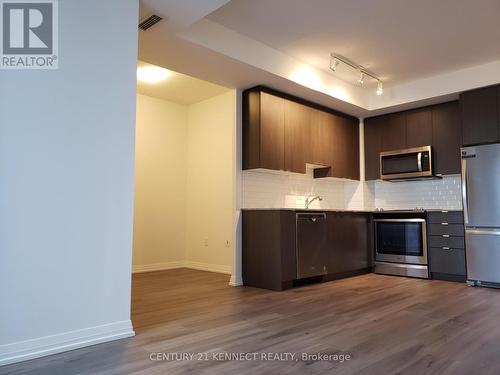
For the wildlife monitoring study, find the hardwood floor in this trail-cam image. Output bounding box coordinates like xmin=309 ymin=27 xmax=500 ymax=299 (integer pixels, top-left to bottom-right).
xmin=3 ymin=269 xmax=500 ymax=374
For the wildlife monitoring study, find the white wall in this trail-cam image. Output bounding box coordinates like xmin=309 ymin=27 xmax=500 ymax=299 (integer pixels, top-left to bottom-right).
xmin=132 ymin=92 xmax=236 ymax=275
xmin=0 ymin=0 xmax=138 ymax=365
xmin=185 ymin=91 xmax=236 ymax=274
xmin=133 ymin=94 xmax=188 ymax=272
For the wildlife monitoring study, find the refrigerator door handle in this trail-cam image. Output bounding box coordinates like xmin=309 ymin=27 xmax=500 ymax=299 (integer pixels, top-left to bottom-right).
xmin=461 ymin=158 xmax=469 ymax=224
xmin=466 ymin=229 xmax=500 ymax=236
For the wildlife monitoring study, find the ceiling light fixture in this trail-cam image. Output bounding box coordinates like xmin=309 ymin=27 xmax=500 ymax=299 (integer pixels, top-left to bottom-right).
xmin=358 ymin=72 xmax=365 ymax=86
xmin=330 ymin=53 xmax=383 ymax=95
xmin=376 ymin=81 xmax=383 ymax=95
xmin=329 ymin=57 xmax=339 ymax=72
xmin=137 ymin=65 xmax=171 ymax=84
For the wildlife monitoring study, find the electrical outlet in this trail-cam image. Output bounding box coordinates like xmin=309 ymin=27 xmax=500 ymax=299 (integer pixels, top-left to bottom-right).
xmin=225 ymin=239 xmax=230 ymax=248
xmin=203 ymin=237 xmax=208 ymax=247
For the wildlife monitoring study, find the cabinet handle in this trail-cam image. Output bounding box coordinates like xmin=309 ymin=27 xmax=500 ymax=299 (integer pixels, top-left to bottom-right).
xmin=442 ymin=247 xmax=451 ymax=250
xmin=441 ymin=222 xmax=449 ymax=225
xmin=442 ymin=234 xmax=450 ymax=238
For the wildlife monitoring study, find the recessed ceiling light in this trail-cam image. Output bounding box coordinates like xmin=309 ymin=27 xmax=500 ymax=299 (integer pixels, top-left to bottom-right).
xmin=137 ymin=65 xmax=171 ymax=84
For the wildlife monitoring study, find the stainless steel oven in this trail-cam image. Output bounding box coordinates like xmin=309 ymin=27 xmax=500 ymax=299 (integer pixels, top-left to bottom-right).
xmin=374 ymin=216 xmax=429 ymax=278
xmin=380 ymin=145 xmax=439 ymax=181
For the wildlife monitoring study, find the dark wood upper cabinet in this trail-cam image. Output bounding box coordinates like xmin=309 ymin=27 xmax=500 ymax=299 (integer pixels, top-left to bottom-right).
xmin=364 ymin=116 xmax=382 ymax=181
xmin=379 ymin=113 xmax=406 ymax=151
xmin=460 ymin=86 xmax=499 ymax=146
xmin=243 ymin=87 xmax=360 ymax=180
xmin=332 ymin=116 xmax=359 ymax=180
xmin=309 ymin=109 xmax=335 ymax=168
xmin=284 ymin=100 xmax=311 ymax=174
xmin=406 ymin=108 xmax=433 ymax=148
xmin=243 ymin=90 xmax=285 ymax=171
xmin=364 ymin=102 xmax=462 ymax=180
xmin=432 ymin=102 xmax=461 ymax=175
xmin=260 ymin=92 xmax=285 ymax=170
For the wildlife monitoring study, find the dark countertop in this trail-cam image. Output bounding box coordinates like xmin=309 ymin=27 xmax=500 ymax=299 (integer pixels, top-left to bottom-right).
xmin=241 ymin=208 xmax=462 ymax=213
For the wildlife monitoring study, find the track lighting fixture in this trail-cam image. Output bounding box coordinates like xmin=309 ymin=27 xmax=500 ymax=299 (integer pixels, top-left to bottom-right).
xmin=330 ymin=53 xmax=383 ymax=95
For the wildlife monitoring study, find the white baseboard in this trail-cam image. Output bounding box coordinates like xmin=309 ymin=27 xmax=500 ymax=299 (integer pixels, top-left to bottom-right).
xmin=132 ymin=261 xmax=184 ymax=273
xmin=0 ymin=320 xmax=134 ymax=366
xmin=133 ymin=260 xmax=232 ymax=276
xmin=184 ymin=261 xmax=232 ymax=275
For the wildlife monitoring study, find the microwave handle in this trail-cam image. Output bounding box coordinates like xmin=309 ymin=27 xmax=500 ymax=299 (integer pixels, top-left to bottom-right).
xmin=417 ymin=152 xmax=423 ymax=172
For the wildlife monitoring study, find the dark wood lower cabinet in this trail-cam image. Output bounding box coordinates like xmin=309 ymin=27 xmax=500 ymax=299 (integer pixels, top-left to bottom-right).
xmin=242 ymin=210 xmax=296 ymax=291
xmin=427 ymin=211 xmax=466 ymax=283
xmin=242 ymin=209 xmax=371 ymax=291
xmin=327 ymin=212 xmax=372 ymax=274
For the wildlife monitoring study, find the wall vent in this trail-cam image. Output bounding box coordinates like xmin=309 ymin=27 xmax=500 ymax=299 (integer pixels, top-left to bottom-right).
xmin=138 ymin=15 xmax=163 ymax=31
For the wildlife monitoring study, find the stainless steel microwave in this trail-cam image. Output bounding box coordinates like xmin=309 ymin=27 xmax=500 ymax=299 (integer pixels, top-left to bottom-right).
xmin=380 ymin=145 xmax=440 ymax=181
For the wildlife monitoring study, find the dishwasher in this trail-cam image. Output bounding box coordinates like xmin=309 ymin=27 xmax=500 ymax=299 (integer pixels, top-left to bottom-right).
xmin=296 ymin=212 xmax=329 ymax=278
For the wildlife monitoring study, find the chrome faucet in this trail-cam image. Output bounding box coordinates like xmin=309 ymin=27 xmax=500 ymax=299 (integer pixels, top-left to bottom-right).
xmin=305 ymin=195 xmax=323 ymax=209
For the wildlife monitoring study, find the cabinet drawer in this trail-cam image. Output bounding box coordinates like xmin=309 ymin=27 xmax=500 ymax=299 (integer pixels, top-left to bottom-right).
xmin=428 ymin=235 xmax=465 ymax=249
xmin=428 ymin=223 xmax=464 ymax=236
xmin=427 ymin=211 xmax=463 ymax=224
xmin=429 ymin=247 xmax=466 ymax=276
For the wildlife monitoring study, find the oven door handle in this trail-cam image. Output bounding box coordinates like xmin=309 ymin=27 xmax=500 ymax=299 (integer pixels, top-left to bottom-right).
xmin=417 ymin=152 xmax=423 ymax=172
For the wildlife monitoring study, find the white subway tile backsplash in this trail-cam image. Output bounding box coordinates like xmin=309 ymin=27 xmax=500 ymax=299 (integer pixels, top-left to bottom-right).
xmin=242 ymin=170 xmax=462 ymax=211
xmin=372 ymin=175 xmax=462 ymax=210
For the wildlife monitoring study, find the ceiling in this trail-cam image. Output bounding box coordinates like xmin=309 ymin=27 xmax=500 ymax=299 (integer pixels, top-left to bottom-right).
xmin=139 ymin=0 xmax=500 ymax=116
xmin=136 ymin=61 xmax=230 ymax=105
xmin=207 ymin=0 xmax=500 ymax=85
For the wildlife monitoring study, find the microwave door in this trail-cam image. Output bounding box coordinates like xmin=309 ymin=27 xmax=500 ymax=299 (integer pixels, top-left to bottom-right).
xmin=380 ymin=146 xmax=432 ymax=180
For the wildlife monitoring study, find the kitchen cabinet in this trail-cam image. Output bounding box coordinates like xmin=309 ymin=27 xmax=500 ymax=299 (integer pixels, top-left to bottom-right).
xmin=284 ymin=100 xmax=311 ymax=174
xmin=364 ymin=102 xmax=461 ymax=180
xmin=432 ymin=102 xmax=461 ymax=175
xmin=243 ymin=90 xmax=285 ymax=171
xmin=242 ymin=209 xmax=371 ymax=291
xmin=242 ymin=210 xmax=297 ymax=291
xmin=406 ymin=108 xmax=432 ymax=148
xmin=243 ymin=87 xmax=359 ymax=180
xmin=326 ymin=212 xmax=371 ymax=274
xmin=364 ymin=116 xmax=382 ymax=181
xmin=380 ymin=113 xmax=406 ymax=151
xmin=309 ymin=110 xmax=335 ymax=169
xmin=332 ymin=116 xmax=360 ymax=180
xmin=460 ymin=86 xmax=499 ymax=146
xmin=427 ymin=211 xmax=466 ymax=282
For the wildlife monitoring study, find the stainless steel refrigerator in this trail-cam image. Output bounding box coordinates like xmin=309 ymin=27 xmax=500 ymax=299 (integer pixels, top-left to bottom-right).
xmin=462 ymin=143 xmax=500 ymax=287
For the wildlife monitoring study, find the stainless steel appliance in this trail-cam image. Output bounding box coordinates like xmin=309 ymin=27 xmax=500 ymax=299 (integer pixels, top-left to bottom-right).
xmin=462 ymin=144 xmax=500 ymax=288
xmin=380 ymin=145 xmax=441 ymax=181
xmin=374 ymin=211 xmax=429 ymax=278
xmin=296 ymin=212 xmax=328 ymax=278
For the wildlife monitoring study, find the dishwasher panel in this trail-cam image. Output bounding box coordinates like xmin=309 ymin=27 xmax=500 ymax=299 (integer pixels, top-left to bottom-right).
xmin=296 ymin=212 xmax=328 ymax=278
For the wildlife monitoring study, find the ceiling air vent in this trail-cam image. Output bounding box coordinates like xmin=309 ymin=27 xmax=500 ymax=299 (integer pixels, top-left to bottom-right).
xmin=138 ymin=15 xmax=163 ymax=31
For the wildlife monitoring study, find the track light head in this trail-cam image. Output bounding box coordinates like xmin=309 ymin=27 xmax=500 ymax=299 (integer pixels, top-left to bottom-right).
xmin=358 ymin=72 xmax=365 ymax=86
xmin=376 ymin=81 xmax=383 ymax=95
xmin=330 ymin=57 xmax=339 ymax=72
